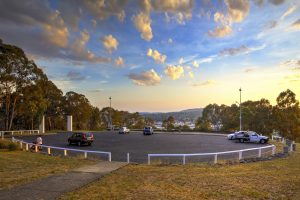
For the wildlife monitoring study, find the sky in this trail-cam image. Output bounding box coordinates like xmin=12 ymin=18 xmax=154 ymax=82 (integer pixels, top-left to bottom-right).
xmin=0 ymin=0 xmax=299 ymax=112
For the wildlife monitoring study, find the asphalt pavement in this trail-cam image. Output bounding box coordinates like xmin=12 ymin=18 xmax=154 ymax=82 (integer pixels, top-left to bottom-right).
xmin=17 ymin=131 xmax=270 ymax=163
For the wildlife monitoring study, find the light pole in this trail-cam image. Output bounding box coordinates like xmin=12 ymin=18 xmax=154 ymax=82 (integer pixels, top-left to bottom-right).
xmin=109 ymin=96 xmax=112 ymax=130
xmin=239 ymin=88 xmax=242 ymax=131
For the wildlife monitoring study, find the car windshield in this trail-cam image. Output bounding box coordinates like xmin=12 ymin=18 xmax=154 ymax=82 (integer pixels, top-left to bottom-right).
xmin=144 ymin=127 xmax=151 ymax=130
xmin=85 ymin=133 xmax=93 ymax=137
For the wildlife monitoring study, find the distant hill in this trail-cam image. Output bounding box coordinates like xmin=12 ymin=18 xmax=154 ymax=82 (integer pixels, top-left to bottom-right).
xmin=140 ymin=108 xmax=203 ymax=122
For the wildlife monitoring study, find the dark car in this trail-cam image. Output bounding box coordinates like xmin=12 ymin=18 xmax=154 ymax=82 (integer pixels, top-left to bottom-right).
xmin=68 ymin=132 xmax=94 ymax=146
xmin=143 ymin=126 xmax=154 ymax=135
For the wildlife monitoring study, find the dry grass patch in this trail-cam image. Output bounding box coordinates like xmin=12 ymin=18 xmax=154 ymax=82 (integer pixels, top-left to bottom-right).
xmin=61 ymin=145 xmax=300 ymax=200
xmin=0 ymin=150 xmax=96 ymax=190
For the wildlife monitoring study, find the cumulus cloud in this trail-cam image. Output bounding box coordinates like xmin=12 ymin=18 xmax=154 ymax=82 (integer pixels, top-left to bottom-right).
xmin=164 ymin=65 xmax=184 ymax=80
xmin=69 ymin=30 xmax=110 ymax=63
xmin=66 ymin=71 xmax=87 ymax=81
xmin=192 ymin=80 xmax=215 ymax=87
xmin=290 ymin=19 xmax=300 ymax=30
xmin=115 ymin=56 xmax=124 ymax=66
xmin=102 ymin=34 xmax=119 ymax=53
xmin=209 ymin=0 xmax=249 ymax=38
xmin=179 ymin=57 xmax=184 ymax=64
xmin=133 ymin=12 xmax=153 ymax=41
xmin=188 ymin=71 xmax=194 ymax=79
xmin=147 ymin=48 xmax=167 ymax=64
xmin=127 ymin=69 xmax=161 ymax=86
xmin=192 ymin=61 xmax=199 ymax=68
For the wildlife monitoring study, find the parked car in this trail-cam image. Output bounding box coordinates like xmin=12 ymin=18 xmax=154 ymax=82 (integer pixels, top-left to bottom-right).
xmin=227 ymin=131 xmax=246 ymax=140
xmin=234 ymin=131 xmax=269 ymax=144
xmin=143 ymin=126 xmax=154 ymax=135
xmin=119 ymin=127 xmax=130 ymax=134
xmin=68 ymin=132 xmax=94 ymax=146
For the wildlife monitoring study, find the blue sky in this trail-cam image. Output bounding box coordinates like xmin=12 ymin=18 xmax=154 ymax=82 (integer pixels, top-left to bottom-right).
xmin=0 ymin=0 xmax=299 ymax=112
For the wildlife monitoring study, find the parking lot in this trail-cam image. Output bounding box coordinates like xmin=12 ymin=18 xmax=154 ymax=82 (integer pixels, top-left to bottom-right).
xmin=17 ymin=131 xmax=270 ymax=163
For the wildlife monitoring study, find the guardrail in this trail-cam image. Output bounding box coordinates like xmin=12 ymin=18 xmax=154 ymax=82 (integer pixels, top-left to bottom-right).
xmin=1 ymin=130 xmax=39 ymax=139
xmin=11 ymin=137 xmax=112 ymax=162
xmin=147 ymin=145 xmax=276 ymax=165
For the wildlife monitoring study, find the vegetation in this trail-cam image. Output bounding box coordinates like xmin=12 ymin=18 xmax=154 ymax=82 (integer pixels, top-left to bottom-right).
xmin=0 ymin=149 xmax=96 ymax=190
xmin=60 ymin=145 xmax=300 ymax=200
xmin=0 ymin=140 xmax=19 ymax=151
xmin=196 ymin=90 xmax=300 ymax=141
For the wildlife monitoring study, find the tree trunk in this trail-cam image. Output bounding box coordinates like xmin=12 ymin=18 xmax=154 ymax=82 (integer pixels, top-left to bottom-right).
xmin=8 ymin=95 xmax=17 ymax=131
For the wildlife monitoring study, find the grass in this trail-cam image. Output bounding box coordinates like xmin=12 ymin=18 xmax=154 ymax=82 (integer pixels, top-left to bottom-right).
xmin=0 ymin=149 xmax=97 ymax=190
xmin=60 ymin=143 xmax=300 ymax=200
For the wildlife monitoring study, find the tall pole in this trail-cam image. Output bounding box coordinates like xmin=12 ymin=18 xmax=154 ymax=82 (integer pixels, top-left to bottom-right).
xmin=109 ymin=97 xmax=112 ymax=130
xmin=239 ymin=88 xmax=242 ymax=131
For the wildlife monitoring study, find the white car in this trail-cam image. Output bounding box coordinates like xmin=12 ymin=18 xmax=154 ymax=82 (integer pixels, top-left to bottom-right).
xmin=227 ymin=131 xmax=246 ymax=140
xmin=119 ymin=127 xmax=130 ymax=134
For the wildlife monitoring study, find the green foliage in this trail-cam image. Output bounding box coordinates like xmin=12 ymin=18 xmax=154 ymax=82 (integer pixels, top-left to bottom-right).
xmin=0 ymin=140 xmax=18 ymax=151
xmin=163 ymin=116 xmax=175 ymax=130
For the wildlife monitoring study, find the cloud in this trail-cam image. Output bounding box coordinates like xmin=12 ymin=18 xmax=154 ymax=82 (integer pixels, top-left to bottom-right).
xmin=253 ymin=0 xmax=264 ymax=6
xmin=283 ymin=74 xmax=300 ymax=82
xmin=208 ymin=24 xmax=232 ymax=37
xmin=280 ymin=5 xmax=297 ymax=20
xmin=179 ymin=57 xmax=184 ymax=64
xmin=280 ymin=59 xmax=300 ymax=70
xmin=88 ymin=89 xmax=103 ymax=93
xmin=192 ymin=61 xmax=199 ymax=68
xmin=164 ymin=65 xmax=184 ymax=80
xmin=127 ymin=69 xmax=161 ymax=86
xmin=243 ymin=67 xmax=257 ymax=73
xmin=168 ymin=38 xmax=173 ymax=43
xmin=115 ymin=56 xmax=124 ymax=66
xmin=133 ymin=12 xmax=153 ymax=41
xmin=265 ymin=20 xmax=278 ymax=29
xmin=209 ymin=0 xmax=249 ymax=38
xmin=147 ymin=48 xmax=167 ymax=64
xmin=219 ymin=44 xmax=266 ymax=56
xmin=225 ymin=0 xmax=249 ymax=23
xmin=192 ymin=80 xmax=215 ymax=87
xmin=69 ymin=30 xmax=110 ymax=63
xmin=188 ymin=71 xmax=194 ymax=79
xmin=66 ymin=71 xmax=87 ymax=81
xmin=102 ymin=34 xmax=119 ymax=53
xmin=290 ymin=19 xmax=300 ymax=30
xmin=268 ymin=0 xmax=285 ymax=5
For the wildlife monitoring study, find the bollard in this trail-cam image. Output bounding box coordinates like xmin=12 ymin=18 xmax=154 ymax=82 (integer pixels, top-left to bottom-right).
xmin=84 ymin=152 xmax=87 ymax=159
xmin=127 ymin=153 xmax=130 ymax=163
xmin=148 ymin=155 xmax=151 ymax=165
xmin=109 ymin=153 xmax=112 ymax=162
xmin=47 ymin=147 xmax=51 ymax=155
xmin=20 ymin=142 xmax=23 ymax=149
xmin=183 ymin=155 xmax=186 ymax=165
xmin=35 ymin=145 xmax=38 ymax=152
xmin=214 ymin=154 xmax=218 ymax=164
xmin=26 ymin=144 xmax=29 ymax=151
xmin=239 ymin=151 xmax=242 ymax=160
xmin=64 ymin=149 xmax=67 ymax=156
xmin=1 ymin=132 xmax=4 ymax=140
xmin=272 ymin=146 xmax=276 ymax=155
xmin=258 ymin=149 xmax=262 ymax=158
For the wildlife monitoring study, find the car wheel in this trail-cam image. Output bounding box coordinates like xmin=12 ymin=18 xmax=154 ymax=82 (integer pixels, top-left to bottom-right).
xmin=88 ymin=142 xmax=91 ymax=146
xmin=77 ymin=141 xmax=81 ymax=146
xmin=231 ymin=136 xmax=234 ymax=140
xmin=68 ymin=140 xmax=72 ymax=145
xmin=260 ymin=139 xmax=265 ymax=144
xmin=240 ymin=138 xmax=244 ymax=143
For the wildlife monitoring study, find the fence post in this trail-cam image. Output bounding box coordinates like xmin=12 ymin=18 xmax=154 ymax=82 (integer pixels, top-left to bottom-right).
xmin=258 ymin=148 xmax=262 ymax=158
xmin=183 ymin=155 xmax=186 ymax=165
xmin=214 ymin=154 xmax=218 ymax=164
xmin=20 ymin=142 xmax=23 ymax=149
xmin=148 ymin=155 xmax=150 ymax=165
xmin=239 ymin=151 xmax=242 ymax=160
xmin=84 ymin=152 xmax=87 ymax=159
xmin=48 ymin=147 xmax=51 ymax=155
xmin=127 ymin=153 xmax=130 ymax=163
xmin=109 ymin=153 xmax=112 ymax=162
xmin=1 ymin=131 xmax=4 ymax=140
xmin=64 ymin=149 xmax=67 ymax=156
xmin=272 ymin=146 xmax=276 ymax=155
xmin=26 ymin=144 xmax=29 ymax=151
xmin=35 ymin=145 xmax=38 ymax=152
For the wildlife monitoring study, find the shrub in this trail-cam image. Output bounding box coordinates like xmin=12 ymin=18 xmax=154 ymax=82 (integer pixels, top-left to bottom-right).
xmin=8 ymin=143 xmax=18 ymax=151
xmin=0 ymin=140 xmax=19 ymax=151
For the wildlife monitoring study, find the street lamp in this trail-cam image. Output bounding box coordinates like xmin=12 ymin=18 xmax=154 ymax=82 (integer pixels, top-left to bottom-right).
xmin=238 ymin=88 xmax=242 ymax=131
xmin=109 ymin=96 xmax=112 ymax=130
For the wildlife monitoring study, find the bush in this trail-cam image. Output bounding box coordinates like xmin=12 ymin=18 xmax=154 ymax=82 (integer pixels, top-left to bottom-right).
xmin=0 ymin=140 xmax=19 ymax=151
